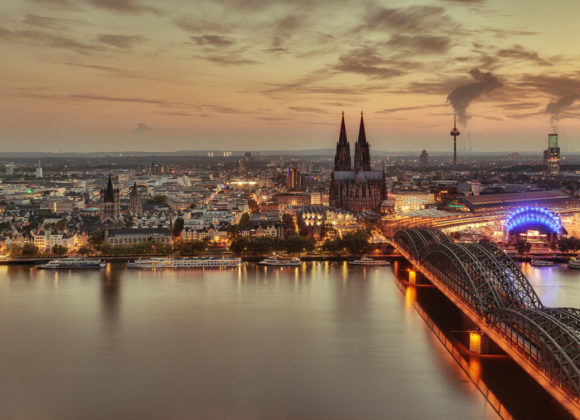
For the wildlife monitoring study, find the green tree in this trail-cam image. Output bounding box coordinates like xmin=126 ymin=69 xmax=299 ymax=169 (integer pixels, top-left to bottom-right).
xmin=226 ymin=224 xmax=241 ymax=239
xmin=51 ymin=245 xmax=68 ymax=256
xmin=172 ymin=217 xmax=185 ymax=238
xmin=148 ymin=194 xmax=167 ymax=204
xmin=248 ymin=199 xmax=260 ymax=213
xmin=89 ymin=230 xmax=104 ymax=245
xmin=239 ymin=212 xmax=251 ymax=230
xmin=282 ymin=213 xmax=296 ymax=238
xmin=515 ymin=240 xmax=532 ymax=258
xmin=6 ymin=243 xmax=22 ymax=256
xmin=22 ymin=243 xmax=39 ymax=256
xmin=125 ymin=215 xmax=134 ymax=228
xmin=78 ymin=245 xmax=93 ymax=257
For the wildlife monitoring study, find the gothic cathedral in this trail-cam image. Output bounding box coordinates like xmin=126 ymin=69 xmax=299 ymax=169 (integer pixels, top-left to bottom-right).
xmin=330 ymin=113 xmax=385 ymax=214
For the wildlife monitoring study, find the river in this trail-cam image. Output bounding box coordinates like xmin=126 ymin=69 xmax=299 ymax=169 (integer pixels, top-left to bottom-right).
xmin=0 ymin=262 xmax=577 ymax=419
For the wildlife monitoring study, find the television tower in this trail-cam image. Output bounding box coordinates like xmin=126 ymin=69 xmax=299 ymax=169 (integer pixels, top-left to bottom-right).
xmin=450 ymin=115 xmax=460 ymax=165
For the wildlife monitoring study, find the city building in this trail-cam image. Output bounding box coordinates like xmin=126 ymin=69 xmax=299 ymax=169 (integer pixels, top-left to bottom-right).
xmin=287 ymin=167 xmax=302 ymax=190
xmin=419 ymin=150 xmax=428 ymax=166
xmin=106 ymin=228 xmax=171 ymax=246
xmin=329 ymin=113 xmax=385 ymax=214
xmin=99 ymin=176 xmax=121 ymax=226
xmin=544 ymin=132 xmax=561 ymax=175
xmin=129 ymin=182 xmax=143 ymax=216
xmin=390 ymin=192 xmax=435 ymax=213
xmin=440 ymin=190 xmax=576 ymax=213
xmin=35 ymin=161 xmax=43 ymax=179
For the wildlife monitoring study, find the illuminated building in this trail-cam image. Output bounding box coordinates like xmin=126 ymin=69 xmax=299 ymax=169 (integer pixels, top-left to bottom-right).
xmin=287 ymin=167 xmax=302 ymax=190
xmin=544 ymin=132 xmax=561 ymax=175
xmin=276 ymin=193 xmax=311 ymax=210
xmin=504 ymin=206 xmax=563 ymax=242
xmin=330 ymin=113 xmax=386 ymax=213
xmin=441 ymin=190 xmax=575 ymax=213
xmin=390 ymin=192 xmax=435 ymax=213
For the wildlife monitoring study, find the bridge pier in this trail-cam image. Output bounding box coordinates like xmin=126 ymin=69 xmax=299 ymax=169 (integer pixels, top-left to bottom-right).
xmin=469 ymin=331 xmax=501 ymax=354
xmin=408 ymin=269 xmax=416 ymax=285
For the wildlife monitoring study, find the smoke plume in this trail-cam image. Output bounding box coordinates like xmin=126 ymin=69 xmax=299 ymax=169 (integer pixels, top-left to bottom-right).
xmin=545 ymin=95 xmax=576 ymax=128
xmin=447 ymin=68 xmax=502 ymax=125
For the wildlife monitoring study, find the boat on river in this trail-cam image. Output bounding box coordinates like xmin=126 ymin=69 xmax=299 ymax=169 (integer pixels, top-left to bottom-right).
xmin=349 ymin=256 xmax=390 ymax=266
xmin=128 ymin=257 xmax=242 ymax=269
xmin=568 ymin=258 xmax=580 ymax=269
xmin=37 ymin=257 xmax=105 ymax=270
xmin=258 ymin=256 xmax=301 ymax=266
xmin=530 ymin=259 xmax=554 ymax=267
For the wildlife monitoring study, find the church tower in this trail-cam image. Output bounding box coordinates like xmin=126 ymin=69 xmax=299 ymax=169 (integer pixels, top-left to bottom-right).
xmin=354 ymin=112 xmax=371 ymax=171
xmin=129 ymin=182 xmax=143 ymax=216
xmin=99 ymin=175 xmax=121 ymax=226
xmin=334 ymin=112 xmax=351 ymax=171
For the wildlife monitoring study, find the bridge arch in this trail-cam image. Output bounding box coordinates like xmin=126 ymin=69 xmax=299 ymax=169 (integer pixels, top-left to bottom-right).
xmin=488 ymin=307 xmax=580 ymax=399
xmin=419 ymin=242 xmax=505 ymax=316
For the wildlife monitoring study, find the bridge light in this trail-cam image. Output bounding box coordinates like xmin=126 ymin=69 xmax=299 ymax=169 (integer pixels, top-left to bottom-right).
xmin=469 ymin=331 xmax=482 ymax=354
xmin=408 ymin=269 xmax=416 ymax=285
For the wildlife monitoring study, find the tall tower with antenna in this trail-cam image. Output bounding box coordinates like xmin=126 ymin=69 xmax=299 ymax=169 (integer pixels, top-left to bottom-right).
xmin=450 ymin=115 xmax=460 ymax=165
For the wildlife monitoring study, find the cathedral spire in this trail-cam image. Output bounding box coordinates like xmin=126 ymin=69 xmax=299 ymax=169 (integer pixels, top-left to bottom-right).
xmin=354 ymin=112 xmax=371 ymax=171
xmin=103 ymin=175 xmax=115 ymax=202
xmin=334 ymin=112 xmax=351 ymax=171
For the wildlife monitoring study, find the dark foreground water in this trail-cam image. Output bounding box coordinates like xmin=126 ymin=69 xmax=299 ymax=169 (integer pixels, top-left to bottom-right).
xmin=0 ymin=262 xmax=577 ymax=420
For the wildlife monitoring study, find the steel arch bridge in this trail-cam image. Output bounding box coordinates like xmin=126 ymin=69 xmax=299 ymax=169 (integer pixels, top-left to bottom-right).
xmin=392 ymin=229 xmax=580 ymax=415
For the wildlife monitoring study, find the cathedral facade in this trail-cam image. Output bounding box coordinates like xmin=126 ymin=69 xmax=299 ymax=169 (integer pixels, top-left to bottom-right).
xmin=329 ymin=113 xmax=385 ymax=214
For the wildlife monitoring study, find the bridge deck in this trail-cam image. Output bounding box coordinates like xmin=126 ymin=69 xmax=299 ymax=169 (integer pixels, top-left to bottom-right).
xmin=393 ymin=241 xmax=580 ymax=417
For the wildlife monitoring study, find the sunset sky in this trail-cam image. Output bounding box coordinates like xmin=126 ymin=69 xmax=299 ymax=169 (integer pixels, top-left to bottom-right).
xmin=1 ymin=0 xmax=579 ymax=153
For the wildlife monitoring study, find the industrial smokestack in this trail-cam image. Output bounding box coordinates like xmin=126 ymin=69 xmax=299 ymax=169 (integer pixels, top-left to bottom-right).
xmin=545 ymin=95 xmax=576 ymax=129
xmin=447 ymin=68 xmax=501 ymax=125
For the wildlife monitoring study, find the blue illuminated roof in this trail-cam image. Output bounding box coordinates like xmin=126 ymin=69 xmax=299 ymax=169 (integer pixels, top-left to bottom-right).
xmin=504 ymin=206 xmax=563 ymax=235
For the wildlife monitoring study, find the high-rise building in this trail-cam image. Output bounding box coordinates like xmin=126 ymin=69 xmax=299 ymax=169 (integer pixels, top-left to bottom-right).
xmin=544 ymin=132 xmax=561 ymax=175
xmin=5 ymin=163 xmax=15 ymax=176
xmin=35 ymin=161 xmax=43 ymax=178
xmin=129 ymin=182 xmax=143 ymax=216
xmin=287 ymin=167 xmax=302 ymax=190
xmin=330 ymin=113 xmax=386 ymax=214
xmin=419 ymin=150 xmax=429 ymax=166
xmin=99 ymin=175 xmax=121 ymax=226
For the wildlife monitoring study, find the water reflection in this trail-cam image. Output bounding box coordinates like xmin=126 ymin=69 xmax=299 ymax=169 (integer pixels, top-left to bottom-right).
xmin=0 ymin=263 xmax=510 ymax=420
xmin=101 ymin=263 xmax=122 ymax=331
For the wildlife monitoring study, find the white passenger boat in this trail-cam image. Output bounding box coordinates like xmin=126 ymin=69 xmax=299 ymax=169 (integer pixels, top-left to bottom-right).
xmin=127 ymin=257 xmax=242 ymax=269
xmin=258 ymin=256 xmax=301 ymax=266
xmin=37 ymin=257 xmax=105 ymax=269
xmin=349 ymin=256 xmax=390 ymax=266
xmin=568 ymin=258 xmax=580 ymax=269
xmin=530 ymin=259 xmax=554 ymax=267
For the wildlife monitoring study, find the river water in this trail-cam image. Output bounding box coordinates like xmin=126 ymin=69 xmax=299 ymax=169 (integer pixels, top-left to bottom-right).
xmin=0 ymin=262 xmax=577 ymax=420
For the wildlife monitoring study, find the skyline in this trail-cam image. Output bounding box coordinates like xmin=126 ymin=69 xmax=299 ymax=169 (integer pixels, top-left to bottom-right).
xmin=1 ymin=0 xmax=580 ymax=152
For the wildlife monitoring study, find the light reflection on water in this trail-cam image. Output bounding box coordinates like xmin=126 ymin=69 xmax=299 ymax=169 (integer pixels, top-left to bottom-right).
xmin=0 ymin=263 xmax=505 ymax=420
xmin=521 ymin=263 xmax=580 ymax=307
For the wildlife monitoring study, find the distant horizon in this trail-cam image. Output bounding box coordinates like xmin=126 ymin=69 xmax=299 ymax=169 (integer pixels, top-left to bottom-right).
xmin=0 ymin=147 xmax=568 ymax=157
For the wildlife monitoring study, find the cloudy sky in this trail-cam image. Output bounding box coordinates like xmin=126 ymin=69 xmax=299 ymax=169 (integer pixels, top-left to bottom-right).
xmin=1 ymin=0 xmax=579 ymax=153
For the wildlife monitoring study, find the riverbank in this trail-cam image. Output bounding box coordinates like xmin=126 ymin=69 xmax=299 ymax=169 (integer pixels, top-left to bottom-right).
xmin=0 ymin=253 xmax=403 ymax=265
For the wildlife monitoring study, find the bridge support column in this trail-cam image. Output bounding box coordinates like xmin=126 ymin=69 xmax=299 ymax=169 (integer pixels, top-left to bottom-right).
xmin=408 ymin=269 xmax=416 ymax=285
xmin=469 ymin=331 xmax=498 ymax=354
